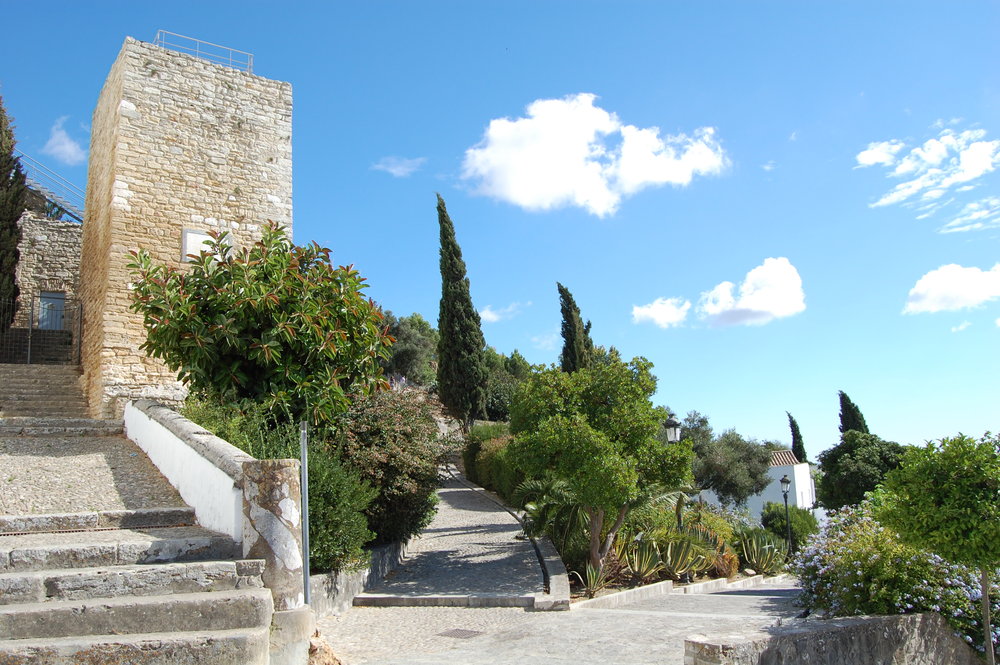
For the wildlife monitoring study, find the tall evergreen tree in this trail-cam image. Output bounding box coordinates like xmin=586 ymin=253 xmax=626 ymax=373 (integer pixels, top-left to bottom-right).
xmin=557 ymin=282 xmax=594 ymax=373
xmin=838 ymin=390 xmax=870 ymax=435
xmin=787 ymin=411 xmax=807 ymax=463
xmin=435 ymin=194 xmax=487 ymax=429
xmin=0 ymin=96 xmax=26 ymax=329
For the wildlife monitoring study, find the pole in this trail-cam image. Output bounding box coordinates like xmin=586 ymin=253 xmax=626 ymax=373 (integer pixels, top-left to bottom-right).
xmin=783 ymin=490 xmax=792 ymax=554
xmin=300 ymin=420 xmax=311 ymax=605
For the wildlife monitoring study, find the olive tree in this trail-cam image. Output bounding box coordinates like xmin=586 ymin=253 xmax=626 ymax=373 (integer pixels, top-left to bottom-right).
xmin=129 ymin=222 xmax=392 ymax=424
xmin=876 ymin=434 xmax=1000 ymax=665
xmin=509 ymin=355 xmax=693 ymax=572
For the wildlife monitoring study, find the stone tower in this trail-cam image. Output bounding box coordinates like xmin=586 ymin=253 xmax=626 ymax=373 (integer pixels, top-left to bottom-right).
xmin=80 ymin=37 xmax=292 ymax=418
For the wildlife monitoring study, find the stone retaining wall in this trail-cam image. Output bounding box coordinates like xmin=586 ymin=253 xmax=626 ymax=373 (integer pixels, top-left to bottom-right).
xmin=684 ymin=612 xmax=981 ymax=665
xmin=309 ymin=541 xmax=408 ymax=617
xmin=13 ymin=212 xmax=82 ymax=326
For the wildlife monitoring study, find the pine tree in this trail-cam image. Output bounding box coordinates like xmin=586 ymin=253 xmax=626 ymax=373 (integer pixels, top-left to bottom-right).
xmin=838 ymin=390 xmax=870 ymax=435
xmin=0 ymin=96 xmax=26 ymax=330
xmin=787 ymin=411 xmax=807 ymax=463
xmin=435 ymin=194 xmax=487 ymax=429
xmin=557 ymin=282 xmax=594 ymax=373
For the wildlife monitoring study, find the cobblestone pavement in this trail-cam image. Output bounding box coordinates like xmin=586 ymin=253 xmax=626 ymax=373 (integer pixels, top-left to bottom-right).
xmin=319 ymin=583 xmax=802 ymax=664
xmin=361 ymin=472 xmax=543 ymax=598
xmin=0 ymin=434 xmax=185 ymax=514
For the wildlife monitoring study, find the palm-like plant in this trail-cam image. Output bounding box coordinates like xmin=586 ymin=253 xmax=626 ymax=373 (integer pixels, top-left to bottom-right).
xmin=513 ymin=477 xmax=588 ymax=553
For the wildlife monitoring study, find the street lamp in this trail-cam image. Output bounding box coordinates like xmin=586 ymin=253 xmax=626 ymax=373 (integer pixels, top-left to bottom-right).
xmin=780 ymin=474 xmax=792 ymax=554
xmin=664 ymin=415 xmax=682 ymax=443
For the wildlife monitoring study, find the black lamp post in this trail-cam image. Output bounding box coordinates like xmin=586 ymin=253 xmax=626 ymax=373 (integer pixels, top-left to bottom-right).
xmin=780 ymin=474 xmax=792 ymax=554
xmin=664 ymin=415 xmax=682 ymax=443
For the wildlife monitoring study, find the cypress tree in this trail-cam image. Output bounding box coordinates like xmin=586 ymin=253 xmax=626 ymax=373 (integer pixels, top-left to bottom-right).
xmin=838 ymin=390 xmax=870 ymax=435
xmin=435 ymin=194 xmax=487 ymax=429
xmin=787 ymin=411 xmax=807 ymax=463
xmin=0 ymin=96 xmax=26 ymax=330
xmin=557 ymin=282 xmax=594 ymax=373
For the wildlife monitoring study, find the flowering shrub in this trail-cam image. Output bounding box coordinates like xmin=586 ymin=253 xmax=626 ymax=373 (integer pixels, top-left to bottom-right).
xmin=792 ymin=499 xmax=999 ymax=653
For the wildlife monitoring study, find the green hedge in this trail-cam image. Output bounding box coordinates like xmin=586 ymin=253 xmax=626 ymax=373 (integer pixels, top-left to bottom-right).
xmin=473 ymin=433 xmax=524 ymax=503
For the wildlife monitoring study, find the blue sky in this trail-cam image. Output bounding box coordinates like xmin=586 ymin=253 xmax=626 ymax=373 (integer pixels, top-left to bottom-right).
xmin=1 ymin=2 xmax=998 ymax=460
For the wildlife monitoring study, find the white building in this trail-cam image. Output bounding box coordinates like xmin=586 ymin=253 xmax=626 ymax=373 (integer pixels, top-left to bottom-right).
xmin=700 ymin=450 xmax=817 ymax=520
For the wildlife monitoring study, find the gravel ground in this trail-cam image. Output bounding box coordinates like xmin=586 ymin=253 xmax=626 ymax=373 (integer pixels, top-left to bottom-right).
xmin=0 ymin=434 xmax=185 ymax=515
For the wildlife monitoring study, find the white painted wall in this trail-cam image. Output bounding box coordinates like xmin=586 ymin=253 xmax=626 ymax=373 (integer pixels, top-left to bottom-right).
xmin=699 ymin=462 xmax=816 ymax=520
xmin=124 ymin=401 xmax=244 ymax=541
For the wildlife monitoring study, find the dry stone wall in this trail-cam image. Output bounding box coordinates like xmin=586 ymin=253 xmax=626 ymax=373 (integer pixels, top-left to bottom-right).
xmin=13 ymin=212 xmax=82 ymax=326
xmin=80 ymin=37 xmax=293 ymax=417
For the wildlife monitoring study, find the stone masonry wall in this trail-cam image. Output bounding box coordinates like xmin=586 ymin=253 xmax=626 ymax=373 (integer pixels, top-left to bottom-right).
xmin=13 ymin=212 xmax=82 ymax=326
xmin=80 ymin=37 xmax=292 ymax=418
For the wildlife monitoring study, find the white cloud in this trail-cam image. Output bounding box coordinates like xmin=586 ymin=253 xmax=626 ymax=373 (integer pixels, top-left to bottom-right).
xmin=762 ymin=161 xmax=776 ymax=172
xmin=531 ymin=331 xmax=559 ymax=351
xmin=462 ymin=93 xmax=727 ymax=217
xmin=371 ymin=156 xmax=426 ymax=177
xmin=41 ymin=116 xmax=86 ymax=166
xmin=857 ymin=125 xmax=1000 ymax=223
xmin=996 ymin=318 xmax=1000 ymax=328
xmin=479 ymin=301 xmax=530 ymax=323
xmin=939 ymin=197 xmax=1000 ymax=233
xmin=904 ymin=263 xmax=1000 ymax=314
xmin=951 ymin=321 xmax=972 ymax=333
xmin=855 ymin=140 xmax=906 ymax=167
xmin=697 ymin=257 xmax=806 ymax=327
xmin=632 ymin=297 xmax=691 ymax=328
xmin=788 ymin=131 xmax=798 ymax=142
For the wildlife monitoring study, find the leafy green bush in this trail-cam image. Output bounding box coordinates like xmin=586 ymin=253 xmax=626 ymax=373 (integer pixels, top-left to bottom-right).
xmin=338 ymin=389 xmax=444 ymax=545
xmin=761 ymin=501 xmax=819 ymax=552
xmin=792 ymin=499 xmax=999 ymax=653
xmin=463 ymin=422 xmax=509 ymax=485
xmin=474 ymin=433 xmax=524 ymax=503
xmin=181 ymin=396 xmax=373 ymax=572
xmin=736 ymin=528 xmax=787 ymax=575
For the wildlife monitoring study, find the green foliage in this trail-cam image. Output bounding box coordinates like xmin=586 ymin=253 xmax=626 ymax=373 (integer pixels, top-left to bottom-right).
xmin=692 ymin=427 xmax=772 ymax=508
xmin=557 ymin=282 xmax=593 ymax=373
xmin=622 ymin=538 xmax=664 ymax=586
xmin=787 ymin=411 xmax=807 ymax=463
xmin=761 ymin=501 xmax=819 ymax=553
xmin=462 ymin=422 xmax=508 ymax=484
xmin=180 ymin=396 xmax=374 ymax=572
xmin=0 ymin=96 xmax=25 ymax=328
xmin=435 ymin=195 xmax=488 ymax=429
xmin=129 ymin=223 xmax=392 ymax=425
xmin=509 ymin=356 xmax=694 ymax=571
xmin=838 ymin=390 xmax=869 ymax=435
xmin=660 ymin=539 xmax=702 ymax=581
xmin=817 ymin=430 xmax=906 ymax=510
xmin=382 ymin=311 xmax=438 ymax=386
xmin=736 ymin=529 xmax=787 ymax=575
xmin=338 ymin=389 xmax=444 ymax=545
xmin=473 ymin=433 xmax=525 ymax=502
xmin=504 ymin=349 xmax=533 ymax=381
xmin=516 ymin=477 xmax=589 ymax=562
xmin=570 ymin=563 xmax=610 ymax=599
xmin=793 ymin=499 xmax=999 ymax=655
xmin=877 ymin=434 xmax=1000 ymax=662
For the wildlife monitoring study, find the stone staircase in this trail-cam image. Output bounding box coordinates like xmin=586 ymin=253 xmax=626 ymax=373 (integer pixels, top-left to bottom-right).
xmin=0 ymin=364 xmax=89 ymax=418
xmin=0 ymin=376 xmax=276 ymax=664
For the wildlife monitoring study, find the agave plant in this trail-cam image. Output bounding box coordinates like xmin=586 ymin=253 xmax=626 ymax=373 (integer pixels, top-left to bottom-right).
xmin=737 ymin=529 xmax=787 ymax=576
xmin=569 ymin=563 xmax=610 ymax=599
xmin=661 ymin=538 xmax=704 ymax=581
xmin=622 ymin=537 xmax=664 ymax=586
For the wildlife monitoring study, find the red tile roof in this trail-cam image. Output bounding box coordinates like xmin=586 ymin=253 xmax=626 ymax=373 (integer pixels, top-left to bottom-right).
xmin=770 ymin=449 xmax=799 ymax=467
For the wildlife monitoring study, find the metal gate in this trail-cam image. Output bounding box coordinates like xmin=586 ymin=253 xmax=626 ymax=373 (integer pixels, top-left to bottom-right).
xmin=0 ymin=296 xmax=82 ymax=365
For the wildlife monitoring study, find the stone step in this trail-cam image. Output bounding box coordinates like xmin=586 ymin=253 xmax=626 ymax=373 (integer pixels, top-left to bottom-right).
xmin=0 ymin=627 xmax=269 ymax=665
xmin=0 ymin=526 xmax=239 ymax=573
xmin=0 ymin=406 xmax=90 ymax=419
xmin=0 ymin=507 xmax=196 ymax=535
xmin=0 ymin=559 xmax=265 ymax=605
xmin=0 ymin=587 xmax=273 ymax=639
xmin=0 ymin=419 xmax=121 ymax=436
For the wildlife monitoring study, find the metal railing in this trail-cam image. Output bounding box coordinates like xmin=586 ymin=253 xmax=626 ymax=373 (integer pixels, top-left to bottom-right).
xmin=153 ymin=30 xmax=254 ymax=73
xmin=14 ymin=150 xmax=85 ymax=223
xmin=0 ymin=296 xmax=83 ymax=365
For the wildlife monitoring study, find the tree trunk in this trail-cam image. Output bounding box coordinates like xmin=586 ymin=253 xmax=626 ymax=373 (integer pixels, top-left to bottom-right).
xmin=597 ymin=505 xmax=630 ymax=562
xmin=587 ymin=508 xmax=605 ymax=571
xmin=982 ymin=567 xmax=995 ymax=665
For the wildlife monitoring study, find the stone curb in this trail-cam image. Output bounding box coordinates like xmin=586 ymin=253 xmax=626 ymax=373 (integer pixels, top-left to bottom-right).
xmin=573 ymin=579 xmax=675 ymax=610
xmin=129 ymin=401 xmax=252 ymax=481
xmin=352 ymin=593 xmax=535 ymax=608
xmin=0 ymin=508 xmax=196 ymax=535
xmin=443 ymin=465 xmax=571 ymax=612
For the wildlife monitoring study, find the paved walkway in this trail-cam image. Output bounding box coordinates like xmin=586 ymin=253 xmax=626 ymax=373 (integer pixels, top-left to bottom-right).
xmin=318 ymin=469 xmax=802 ymax=664
xmin=359 ymin=471 xmax=543 ymax=600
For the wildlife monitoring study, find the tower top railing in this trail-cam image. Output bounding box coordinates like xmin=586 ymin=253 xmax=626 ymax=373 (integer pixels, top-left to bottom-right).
xmin=153 ymin=30 xmax=254 ymax=74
